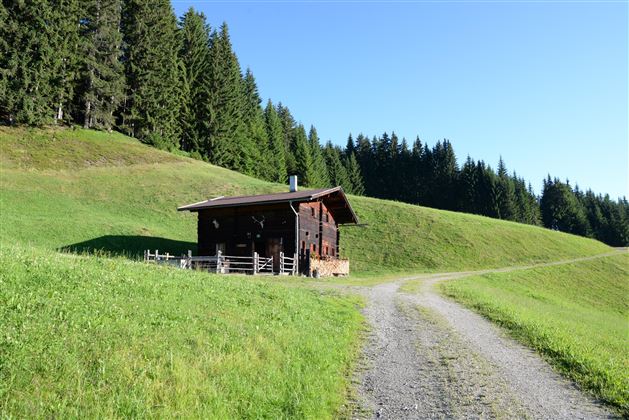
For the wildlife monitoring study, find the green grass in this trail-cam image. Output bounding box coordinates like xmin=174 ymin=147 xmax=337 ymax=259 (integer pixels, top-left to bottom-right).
xmin=0 ymin=126 xmax=619 ymax=416
xmin=0 ymin=126 xmax=611 ymax=276
xmin=0 ymin=244 xmax=363 ymax=418
xmin=441 ymin=253 xmax=629 ymax=414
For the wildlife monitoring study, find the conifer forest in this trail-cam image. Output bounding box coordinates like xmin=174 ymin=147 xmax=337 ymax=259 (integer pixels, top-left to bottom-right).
xmin=1 ymin=1 xmax=626 ymax=246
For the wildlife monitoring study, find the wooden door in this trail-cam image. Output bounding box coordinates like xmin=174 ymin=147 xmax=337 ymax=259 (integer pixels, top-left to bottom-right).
xmin=266 ymin=238 xmax=282 ymax=272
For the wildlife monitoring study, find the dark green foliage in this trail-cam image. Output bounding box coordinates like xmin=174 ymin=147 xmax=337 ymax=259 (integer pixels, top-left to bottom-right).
xmin=1 ymin=0 xmax=81 ymax=124
xmin=540 ymin=177 xmax=589 ymax=236
xmin=292 ymin=124 xmax=315 ymax=186
xmin=541 ymin=179 xmax=629 ymax=246
xmin=178 ymin=8 xmax=212 ymax=152
xmin=276 ymin=103 xmax=297 ymax=174
xmin=206 ymin=23 xmax=255 ymax=173
xmin=78 ymin=0 xmax=125 ymax=131
xmin=344 ymin=152 xmax=365 ymax=195
xmin=263 ymin=100 xmax=287 ymax=183
xmin=121 ymin=0 xmax=182 ymax=149
xmin=241 ymin=69 xmax=267 ymax=178
xmin=308 ymin=126 xmax=330 ymax=188
xmin=324 ymin=142 xmax=351 ymax=191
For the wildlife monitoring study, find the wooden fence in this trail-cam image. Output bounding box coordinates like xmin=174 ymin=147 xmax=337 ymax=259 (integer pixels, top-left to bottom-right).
xmin=144 ymin=249 xmax=297 ymax=275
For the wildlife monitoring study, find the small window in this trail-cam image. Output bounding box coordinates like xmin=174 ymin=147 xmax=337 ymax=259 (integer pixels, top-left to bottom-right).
xmin=311 ymin=207 xmax=316 ymax=217
xmin=325 ymin=213 xmax=329 ymax=223
xmin=325 ymin=246 xmax=329 ymax=255
xmin=331 ymin=248 xmax=335 ymax=257
xmin=312 ymin=243 xmax=317 ymax=253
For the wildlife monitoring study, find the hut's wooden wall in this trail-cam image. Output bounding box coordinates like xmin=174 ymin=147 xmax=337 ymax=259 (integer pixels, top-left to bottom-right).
xmin=297 ymin=201 xmax=338 ymax=259
xmin=197 ymin=203 xmax=296 ymax=258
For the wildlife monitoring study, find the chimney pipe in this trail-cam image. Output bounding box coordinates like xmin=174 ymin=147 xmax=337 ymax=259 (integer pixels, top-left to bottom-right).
xmin=289 ymin=175 xmax=298 ymax=192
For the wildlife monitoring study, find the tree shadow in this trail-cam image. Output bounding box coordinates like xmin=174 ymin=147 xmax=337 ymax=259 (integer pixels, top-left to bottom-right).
xmin=60 ymin=235 xmax=197 ymax=259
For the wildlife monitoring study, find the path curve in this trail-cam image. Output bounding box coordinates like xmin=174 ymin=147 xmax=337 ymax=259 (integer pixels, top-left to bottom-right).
xmin=352 ymin=251 xmax=624 ymax=419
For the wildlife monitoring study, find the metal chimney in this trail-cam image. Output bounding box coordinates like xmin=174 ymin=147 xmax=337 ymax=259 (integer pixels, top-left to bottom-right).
xmin=289 ymin=175 xmax=298 ymax=192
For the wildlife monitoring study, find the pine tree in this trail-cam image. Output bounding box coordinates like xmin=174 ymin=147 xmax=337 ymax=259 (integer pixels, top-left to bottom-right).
xmin=540 ymin=177 xmax=589 ymax=235
xmin=206 ymin=23 xmax=254 ymax=172
xmin=307 ymin=126 xmax=330 ymax=187
xmin=263 ymin=100 xmax=287 ymax=183
xmin=179 ymin=8 xmax=211 ymax=153
xmin=495 ymin=157 xmax=516 ymax=220
xmin=1 ymin=0 xmax=81 ymax=124
xmin=241 ymin=68 xmax=266 ymax=177
xmin=324 ymin=141 xmax=351 ymax=190
xmin=293 ymin=124 xmax=315 ymax=186
xmin=78 ymin=0 xmax=125 ymax=131
xmin=344 ymin=152 xmax=365 ymax=195
xmin=276 ymin=102 xmax=297 ymax=174
xmin=122 ymin=0 xmax=182 ymax=148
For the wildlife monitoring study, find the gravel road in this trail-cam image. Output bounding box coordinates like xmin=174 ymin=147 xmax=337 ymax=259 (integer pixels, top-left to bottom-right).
xmin=350 ymin=253 xmax=622 ymax=419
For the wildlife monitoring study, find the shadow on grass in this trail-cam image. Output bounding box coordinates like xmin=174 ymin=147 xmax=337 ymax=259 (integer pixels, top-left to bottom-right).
xmin=60 ymin=235 xmax=197 ymax=259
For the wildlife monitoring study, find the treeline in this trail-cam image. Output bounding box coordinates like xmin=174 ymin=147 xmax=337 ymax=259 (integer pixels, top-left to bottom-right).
xmin=0 ymin=2 xmax=365 ymax=194
xmin=1 ymin=2 xmax=626 ymax=246
xmin=346 ymin=132 xmax=628 ymax=246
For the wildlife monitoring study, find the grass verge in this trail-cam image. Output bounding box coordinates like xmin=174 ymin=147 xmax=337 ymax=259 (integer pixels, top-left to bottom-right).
xmin=440 ymin=253 xmax=629 ymax=414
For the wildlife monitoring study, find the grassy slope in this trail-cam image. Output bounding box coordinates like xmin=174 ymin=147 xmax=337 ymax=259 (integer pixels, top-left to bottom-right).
xmin=0 ymin=127 xmax=611 ymax=276
xmin=0 ymin=127 xmax=619 ymax=416
xmin=0 ymin=245 xmax=363 ymax=418
xmin=441 ymin=254 xmax=629 ymax=413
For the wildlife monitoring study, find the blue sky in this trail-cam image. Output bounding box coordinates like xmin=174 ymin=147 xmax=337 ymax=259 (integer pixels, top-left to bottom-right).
xmin=172 ymin=0 xmax=628 ymax=198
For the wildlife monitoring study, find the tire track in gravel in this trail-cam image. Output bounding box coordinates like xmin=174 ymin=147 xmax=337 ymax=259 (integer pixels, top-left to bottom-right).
xmin=351 ymin=251 xmax=623 ymax=419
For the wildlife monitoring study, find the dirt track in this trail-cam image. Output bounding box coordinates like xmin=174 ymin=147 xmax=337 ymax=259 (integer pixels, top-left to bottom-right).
xmin=349 ymin=252 xmax=623 ymax=419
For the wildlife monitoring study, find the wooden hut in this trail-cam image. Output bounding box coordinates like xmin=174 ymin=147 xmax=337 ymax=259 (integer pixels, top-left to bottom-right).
xmin=177 ymin=176 xmax=359 ymax=276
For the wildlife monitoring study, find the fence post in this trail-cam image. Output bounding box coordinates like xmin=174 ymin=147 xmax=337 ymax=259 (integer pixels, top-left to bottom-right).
xmin=144 ymin=249 xmax=147 ymax=262
xmin=253 ymin=252 xmax=258 ymax=275
xmin=155 ymin=249 xmax=159 ymax=263
xmin=216 ymin=250 xmax=222 ymax=274
xmin=293 ymin=253 xmax=298 ymax=275
xmin=279 ymin=251 xmax=284 ymax=274
xmin=187 ymin=250 xmax=192 ymax=269
xmin=165 ymin=252 xmax=170 ymax=261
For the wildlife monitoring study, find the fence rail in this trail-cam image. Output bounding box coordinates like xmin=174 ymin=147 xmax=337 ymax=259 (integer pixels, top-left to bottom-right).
xmin=144 ymin=249 xmax=295 ymax=275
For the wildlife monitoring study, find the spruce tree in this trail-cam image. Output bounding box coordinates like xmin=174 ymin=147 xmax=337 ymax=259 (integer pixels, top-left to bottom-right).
xmin=324 ymin=141 xmax=351 ymax=190
xmin=344 ymin=152 xmax=365 ymax=195
xmin=1 ymin=0 xmax=80 ymax=124
xmin=307 ymin=126 xmax=330 ymax=187
xmin=78 ymin=0 xmax=125 ymax=131
xmin=179 ymin=8 xmax=212 ymax=152
xmin=276 ymin=102 xmax=297 ymax=174
xmin=122 ymin=0 xmax=182 ymax=148
xmin=207 ymin=23 xmax=254 ymax=172
xmin=293 ymin=124 xmax=315 ymax=186
xmin=263 ymin=100 xmax=287 ymax=183
xmin=241 ymin=68 xmax=266 ymax=177
xmin=495 ymin=157 xmax=516 ymax=220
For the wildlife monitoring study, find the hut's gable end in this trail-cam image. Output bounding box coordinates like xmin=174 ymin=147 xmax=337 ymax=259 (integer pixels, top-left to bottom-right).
xmin=298 ymin=201 xmax=339 ymax=258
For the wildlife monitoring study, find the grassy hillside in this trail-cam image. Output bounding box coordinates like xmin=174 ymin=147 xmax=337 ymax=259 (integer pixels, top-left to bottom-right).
xmin=441 ymin=253 xmax=629 ymax=413
xmin=0 ymin=127 xmax=619 ymax=416
xmin=0 ymin=244 xmax=363 ymax=418
xmin=0 ymin=127 xmax=611 ymax=275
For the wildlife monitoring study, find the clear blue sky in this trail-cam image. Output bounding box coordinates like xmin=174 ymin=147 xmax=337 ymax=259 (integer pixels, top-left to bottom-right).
xmin=172 ymin=0 xmax=628 ymax=198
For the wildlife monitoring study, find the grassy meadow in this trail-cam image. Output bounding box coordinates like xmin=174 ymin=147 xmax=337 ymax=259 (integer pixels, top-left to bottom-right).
xmin=0 ymin=127 xmax=611 ymax=276
xmin=0 ymin=245 xmax=363 ymax=418
xmin=441 ymin=253 xmax=629 ymax=414
xmin=0 ymin=126 xmax=620 ymax=417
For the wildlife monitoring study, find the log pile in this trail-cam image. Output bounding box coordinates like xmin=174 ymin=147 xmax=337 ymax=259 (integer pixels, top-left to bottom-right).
xmin=310 ymin=256 xmax=350 ymax=277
